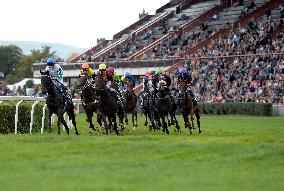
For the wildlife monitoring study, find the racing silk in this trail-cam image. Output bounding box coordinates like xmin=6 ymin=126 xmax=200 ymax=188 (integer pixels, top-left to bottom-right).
xmin=96 ymin=70 xmax=108 ymax=81
xmin=80 ymin=68 xmax=95 ymax=79
xmin=45 ymin=64 xmax=63 ymax=83
xmin=152 ymin=74 xmax=160 ymax=90
xmin=178 ymin=72 xmax=192 ymax=85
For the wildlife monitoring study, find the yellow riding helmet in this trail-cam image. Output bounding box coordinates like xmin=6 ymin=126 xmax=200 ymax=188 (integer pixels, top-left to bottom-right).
xmin=121 ymin=76 xmax=127 ymax=83
xmin=99 ymin=63 xmax=107 ymax=70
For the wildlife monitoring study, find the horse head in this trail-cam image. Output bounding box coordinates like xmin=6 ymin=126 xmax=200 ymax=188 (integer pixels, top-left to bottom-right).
xmin=77 ymin=75 xmax=89 ymax=92
xmin=94 ymin=76 xmax=106 ymax=92
xmin=40 ymin=69 xmax=52 ymax=94
xmin=158 ymin=80 xmax=167 ymax=91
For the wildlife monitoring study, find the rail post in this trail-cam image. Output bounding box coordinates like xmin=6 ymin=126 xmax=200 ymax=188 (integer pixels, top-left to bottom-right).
xmin=41 ymin=104 xmax=47 ymax=134
xmin=15 ymin=100 xmax=24 ymax=134
xmin=30 ymin=101 xmax=40 ymax=134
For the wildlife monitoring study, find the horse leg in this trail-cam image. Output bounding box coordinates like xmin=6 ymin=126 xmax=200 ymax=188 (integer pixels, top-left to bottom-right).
xmin=101 ymin=115 xmax=108 ymax=135
xmin=182 ymin=112 xmax=192 ymax=134
xmin=48 ymin=110 xmax=53 ymax=133
xmin=113 ymin=115 xmax=119 ymax=135
xmin=108 ymin=116 xmax=113 ymax=134
xmin=132 ymin=113 xmax=135 ymax=130
xmin=144 ymin=112 xmax=148 ymax=126
xmin=70 ymin=113 xmax=80 ymax=135
xmin=166 ymin=115 xmax=171 ymax=127
xmin=124 ymin=112 xmax=128 ymax=125
xmin=161 ymin=115 xmax=169 ymax=135
xmin=135 ymin=111 xmax=138 ymax=127
xmin=57 ymin=118 xmax=61 ymax=135
xmin=87 ymin=112 xmax=96 ymax=132
xmin=58 ymin=112 xmax=69 ymax=135
xmin=173 ymin=114 xmax=181 ymax=133
xmin=190 ymin=112 xmax=195 ymax=129
xmin=195 ymin=107 xmax=202 ymax=134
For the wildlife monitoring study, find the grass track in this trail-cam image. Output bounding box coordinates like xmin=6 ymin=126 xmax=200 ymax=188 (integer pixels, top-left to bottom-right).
xmin=0 ymin=114 xmax=283 ymax=191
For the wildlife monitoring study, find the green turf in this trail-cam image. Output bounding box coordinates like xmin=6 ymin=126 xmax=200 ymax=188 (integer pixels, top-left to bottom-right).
xmin=0 ymin=114 xmax=283 ymax=191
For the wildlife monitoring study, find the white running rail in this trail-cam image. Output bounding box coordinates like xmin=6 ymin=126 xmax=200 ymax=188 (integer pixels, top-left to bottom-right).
xmin=0 ymin=96 xmax=82 ymax=134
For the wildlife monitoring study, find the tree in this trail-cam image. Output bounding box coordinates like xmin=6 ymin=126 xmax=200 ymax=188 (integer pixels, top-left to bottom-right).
xmin=0 ymin=45 xmax=23 ymax=76
xmin=6 ymin=46 xmax=56 ymax=84
xmin=67 ymin=52 xmax=80 ymax=62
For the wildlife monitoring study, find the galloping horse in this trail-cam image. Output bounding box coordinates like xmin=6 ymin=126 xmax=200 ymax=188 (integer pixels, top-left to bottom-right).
xmin=77 ymin=75 xmax=101 ymax=133
xmin=40 ymin=70 xmax=79 ymax=135
xmin=139 ymin=85 xmax=156 ymax=130
xmin=123 ymin=81 xmax=138 ymax=129
xmin=179 ymin=81 xmax=201 ymax=134
xmin=94 ymin=76 xmax=119 ymax=135
xmin=154 ymin=80 xmax=173 ymax=134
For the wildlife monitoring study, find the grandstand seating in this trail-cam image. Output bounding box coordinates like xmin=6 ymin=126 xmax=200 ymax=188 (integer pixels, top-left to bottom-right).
xmin=63 ymin=0 xmax=283 ymax=103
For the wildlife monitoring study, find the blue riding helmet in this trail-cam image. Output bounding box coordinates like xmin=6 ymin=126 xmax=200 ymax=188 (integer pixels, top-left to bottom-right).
xmin=179 ymin=67 xmax=187 ymax=73
xmin=143 ymin=76 xmax=149 ymax=82
xmin=125 ymin=72 xmax=132 ymax=80
xmin=47 ymin=57 xmax=55 ymax=66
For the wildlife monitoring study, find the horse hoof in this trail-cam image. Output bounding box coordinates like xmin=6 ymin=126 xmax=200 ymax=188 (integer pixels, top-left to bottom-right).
xmin=199 ymin=130 xmax=202 ymax=134
xmin=132 ymin=127 xmax=136 ymax=130
xmin=75 ymin=132 xmax=80 ymax=135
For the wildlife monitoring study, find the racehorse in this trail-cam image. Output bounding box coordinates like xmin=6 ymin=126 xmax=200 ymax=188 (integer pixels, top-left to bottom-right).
xmin=40 ymin=70 xmax=79 ymax=135
xmin=94 ymin=76 xmax=119 ymax=135
xmin=77 ymin=75 xmax=101 ymax=133
xmin=123 ymin=81 xmax=138 ymax=129
xmin=154 ymin=80 xmax=173 ymax=134
xmin=139 ymin=85 xmax=156 ymax=130
xmin=179 ymin=81 xmax=201 ymax=134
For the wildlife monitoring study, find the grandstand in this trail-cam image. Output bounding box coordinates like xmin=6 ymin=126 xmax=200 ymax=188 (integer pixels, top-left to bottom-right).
xmin=32 ymin=0 xmax=284 ymax=104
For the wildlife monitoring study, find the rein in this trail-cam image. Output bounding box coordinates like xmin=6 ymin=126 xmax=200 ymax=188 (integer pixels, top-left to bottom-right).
xmin=78 ymin=79 xmax=92 ymax=92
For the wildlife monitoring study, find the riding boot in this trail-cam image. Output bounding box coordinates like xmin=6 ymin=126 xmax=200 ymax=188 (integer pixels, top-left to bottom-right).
xmin=188 ymin=88 xmax=198 ymax=107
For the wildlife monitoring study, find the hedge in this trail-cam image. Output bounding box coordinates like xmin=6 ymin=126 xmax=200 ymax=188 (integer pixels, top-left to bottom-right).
xmin=0 ymin=101 xmax=48 ymax=134
xmin=198 ymin=102 xmax=272 ymax=116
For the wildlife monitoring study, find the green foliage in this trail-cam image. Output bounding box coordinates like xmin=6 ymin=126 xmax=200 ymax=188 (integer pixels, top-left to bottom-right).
xmin=6 ymin=46 xmax=56 ymax=84
xmin=199 ymin=102 xmax=272 ymax=116
xmin=0 ymin=45 xmax=23 ymax=76
xmin=25 ymin=80 xmax=34 ymax=88
xmin=0 ymin=101 xmax=47 ymax=134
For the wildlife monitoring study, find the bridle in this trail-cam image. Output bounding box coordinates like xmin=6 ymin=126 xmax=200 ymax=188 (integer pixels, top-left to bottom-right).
xmin=78 ymin=77 xmax=93 ymax=93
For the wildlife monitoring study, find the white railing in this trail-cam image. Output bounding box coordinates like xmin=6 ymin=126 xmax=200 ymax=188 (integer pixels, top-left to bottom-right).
xmin=0 ymin=96 xmax=82 ymax=134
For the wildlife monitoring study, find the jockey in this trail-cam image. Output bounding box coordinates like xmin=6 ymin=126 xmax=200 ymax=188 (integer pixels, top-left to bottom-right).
xmin=96 ymin=63 xmax=108 ymax=81
xmin=106 ymin=67 xmax=123 ymax=104
xmin=177 ymin=67 xmax=197 ymax=106
xmin=120 ymin=75 xmax=127 ymax=91
xmin=143 ymin=71 xmax=152 ymax=87
xmin=125 ymin=72 xmax=135 ymax=87
xmin=80 ymin=63 xmax=96 ymax=80
xmin=45 ymin=57 xmax=72 ymax=101
xmin=152 ymin=67 xmax=164 ymax=103
xmin=79 ymin=63 xmax=96 ymax=100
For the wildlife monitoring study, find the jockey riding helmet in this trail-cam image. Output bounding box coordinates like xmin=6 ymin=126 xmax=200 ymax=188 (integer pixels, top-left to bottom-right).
xmin=121 ymin=76 xmax=127 ymax=83
xmin=106 ymin=67 xmax=115 ymax=75
xmin=114 ymin=72 xmax=120 ymax=82
xmin=143 ymin=76 xmax=149 ymax=83
xmin=155 ymin=67 xmax=163 ymax=75
xmin=82 ymin=63 xmax=90 ymax=70
xmin=179 ymin=67 xmax=187 ymax=74
xmin=99 ymin=63 xmax=107 ymax=70
xmin=145 ymin=71 xmax=151 ymax=77
xmin=47 ymin=57 xmax=55 ymax=66
xmin=125 ymin=72 xmax=132 ymax=80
